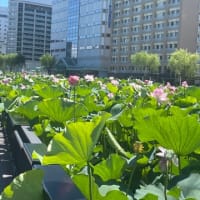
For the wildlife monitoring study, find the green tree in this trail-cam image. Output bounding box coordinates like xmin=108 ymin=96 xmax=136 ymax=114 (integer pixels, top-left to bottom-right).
xmin=40 ymin=53 xmax=55 ymax=75
xmin=5 ymin=53 xmax=18 ymax=72
xmin=168 ymin=49 xmax=199 ymax=83
xmin=0 ymin=54 xmax=6 ymax=71
xmin=15 ymin=53 xmax=25 ymax=69
xmin=131 ymin=51 xmax=160 ymax=79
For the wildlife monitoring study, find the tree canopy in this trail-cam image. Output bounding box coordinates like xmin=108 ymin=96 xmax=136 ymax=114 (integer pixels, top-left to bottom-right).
xmin=168 ymin=49 xmax=199 ymax=82
xmin=40 ymin=53 xmax=56 ymax=74
xmin=0 ymin=53 xmax=25 ymax=72
xmin=131 ymin=51 xmax=160 ymax=78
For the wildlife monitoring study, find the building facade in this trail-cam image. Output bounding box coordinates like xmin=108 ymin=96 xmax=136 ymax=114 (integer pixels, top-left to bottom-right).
xmin=51 ymin=0 xmax=80 ymax=68
xmin=78 ymin=0 xmax=111 ymax=70
xmin=50 ymin=0 xmax=68 ymax=61
xmin=0 ymin=7 xmax=8 ymax=54
xmin=50 ymin=0 xmax=111 ymax=72
xmin=7 ymin=0 xmax=52 ymax=69
xmin=110 ymin=0 xmax=200 ymax=74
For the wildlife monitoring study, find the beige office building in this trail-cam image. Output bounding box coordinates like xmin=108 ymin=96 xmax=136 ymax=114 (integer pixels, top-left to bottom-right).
xmin=110 ymin=0 xmax=200 ymax=74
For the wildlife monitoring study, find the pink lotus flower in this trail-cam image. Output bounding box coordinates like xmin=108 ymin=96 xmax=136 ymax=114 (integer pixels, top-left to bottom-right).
xmin=151 ymin=87 xmax=168 ymax=103
xmin=182 ymin=81 xmax=188 ymax=88
xmin=68 ymin=75 xmax=80 ymax=86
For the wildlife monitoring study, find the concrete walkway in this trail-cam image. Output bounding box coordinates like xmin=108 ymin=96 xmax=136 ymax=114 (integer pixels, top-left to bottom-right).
xmin=0 ymin=127 xmax=14 ymax=193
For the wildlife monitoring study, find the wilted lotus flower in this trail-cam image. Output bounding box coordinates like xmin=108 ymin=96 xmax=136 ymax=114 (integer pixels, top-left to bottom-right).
xmin=68 ymin=75 xmax=79 ymax=86
xmin=101 ymin=84 xmax=107 ymax=90
xmin=20 ymin=84 xmax=26 ymax=90
xmin=182 ymin=81 xmax=188 ymax=88
xmin=133 ymin=141 xmax=144 ymax=154
xmin=165 ymin=82 xmax=176 ymax=94
xmin=144 ymin=80 xmax=153 ymax=86
xmin=129 ymin=82 xmax=142 ymax=91
xmin=2 ymin=78 xmax=11 ymax=84
xmin=84 ymin=74 xmax=94 ymax=82
xmin=107 ymin=92 xmax=114 ymax=99
xmin=151 ymin=87 xmax=168 ymax=103
xmin=156 ymin=146 xmax=178 ymax=172
xmin=111 ymin=79 xmax=119 ymax=86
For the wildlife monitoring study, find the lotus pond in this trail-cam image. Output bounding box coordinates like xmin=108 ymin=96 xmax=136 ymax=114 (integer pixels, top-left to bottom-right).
xmin=1 ymin=73 xmax=200 ymax=200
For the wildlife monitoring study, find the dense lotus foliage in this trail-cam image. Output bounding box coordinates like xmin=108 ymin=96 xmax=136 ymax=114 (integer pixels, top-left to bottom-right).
xmin=1 ymin=73 xmax=200 ymax=199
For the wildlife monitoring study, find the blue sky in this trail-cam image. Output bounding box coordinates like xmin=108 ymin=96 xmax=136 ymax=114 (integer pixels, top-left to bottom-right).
xmin=0 ymin=0 xmax=8 ymax=7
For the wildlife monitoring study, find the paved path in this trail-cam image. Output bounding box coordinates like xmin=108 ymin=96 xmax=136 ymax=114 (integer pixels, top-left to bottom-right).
xmin=0 ymin=127 xmax=14 ymax=193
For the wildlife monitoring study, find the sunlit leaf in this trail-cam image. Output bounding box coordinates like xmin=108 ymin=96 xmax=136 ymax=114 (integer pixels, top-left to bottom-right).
xmin=174 ymin=96 xmax=197 ymax=107
xmin=135 ymin=184 xmax=176 ymax=200
xmin=93 ymin=154 xmax=127 ymax=181
xmin=135 ymin=110 xmax=200 ymax=155
xmin=38 ymin=99 xmax=88 ymax=124
xmin=72 ymin=174 xmax=101 ymax=200
xmin=43 ymin=114 xmax=109 ymax=165
xmin=73 ymin=174 xmax=129 ymax=200
xmin=0 ymin=170 xmax=44 ymax=200
xmin=15 ymin=100 xmax=39 ymax=120
xmin=34 ymin=84 xmax=64 ymax=99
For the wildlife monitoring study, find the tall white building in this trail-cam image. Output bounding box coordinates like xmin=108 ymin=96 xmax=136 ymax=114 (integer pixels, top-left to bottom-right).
xmin=0 ymin=7 xmax=8 ymax=54
xmin=7 ymin=0 xmax=52 ymax=69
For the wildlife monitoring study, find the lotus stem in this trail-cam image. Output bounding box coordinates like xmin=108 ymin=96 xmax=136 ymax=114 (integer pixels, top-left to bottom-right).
xmin=73 ymin=86 xmax=76 ymax=122
xmin=164 ymin=163 xmax=169 ymax=200
xmin=178 ymin=155 xmax=181 ymax=174
xmin=127 ymin=161 xmax=137 ymax=195
xmin=87 ymin=161 xmax=93 ymax=200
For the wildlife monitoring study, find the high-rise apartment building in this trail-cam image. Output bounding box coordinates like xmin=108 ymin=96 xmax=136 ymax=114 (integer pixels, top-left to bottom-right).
xmin=7 ymin=0 xmax=52 ymax=69
xmin=0 ymin=7 xmax=8 ymax=54
xmin=51 ymin=0 xmax=111 ymax=72
xmin=110 ymin=0 xmax=200 ymax=74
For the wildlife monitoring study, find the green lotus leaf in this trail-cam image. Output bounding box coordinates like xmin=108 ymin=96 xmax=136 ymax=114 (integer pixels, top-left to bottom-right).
xmin=174 ymin=96 xmax=197 ymax=107
xmin=38 ymin=99 xmax=88 ymax=123
xmin=15 ymin=100 xmax=39 ymax=120
xmin=83 ymin=95 xmax=104 ymax=112
xmin=73 ymin=174 xmax=129 ymax=200
xmin=34 ymin=84 xmax=64 ymax=99
xmin=0 ymin=169 xmax=44 ymax=200
xmin=0 ymin=103 xmax=4 ymax=113
xmin=93 ymin=154 xmax=127 ymax=182
xmin=135 ymin=184 xmax=176 ymax=200
xmin=135 ymin=113 xmax=200 ymax=156
xmin=106 ymin=83 xmax=118 ymax=94
xmin=99 ymin=184 xmax=130 ymax=200
xmin=187 ymin=86 xmax=200 ymax=100
xmin=177 ymin=173 xmax=200 ymax=199
xmin=76 ymin=85 xmax=91 ymax=96
xmin=43 ymin=114 xmax=109 ymax=165
xmin=73 ymin=174 xmax=101 ymax=200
